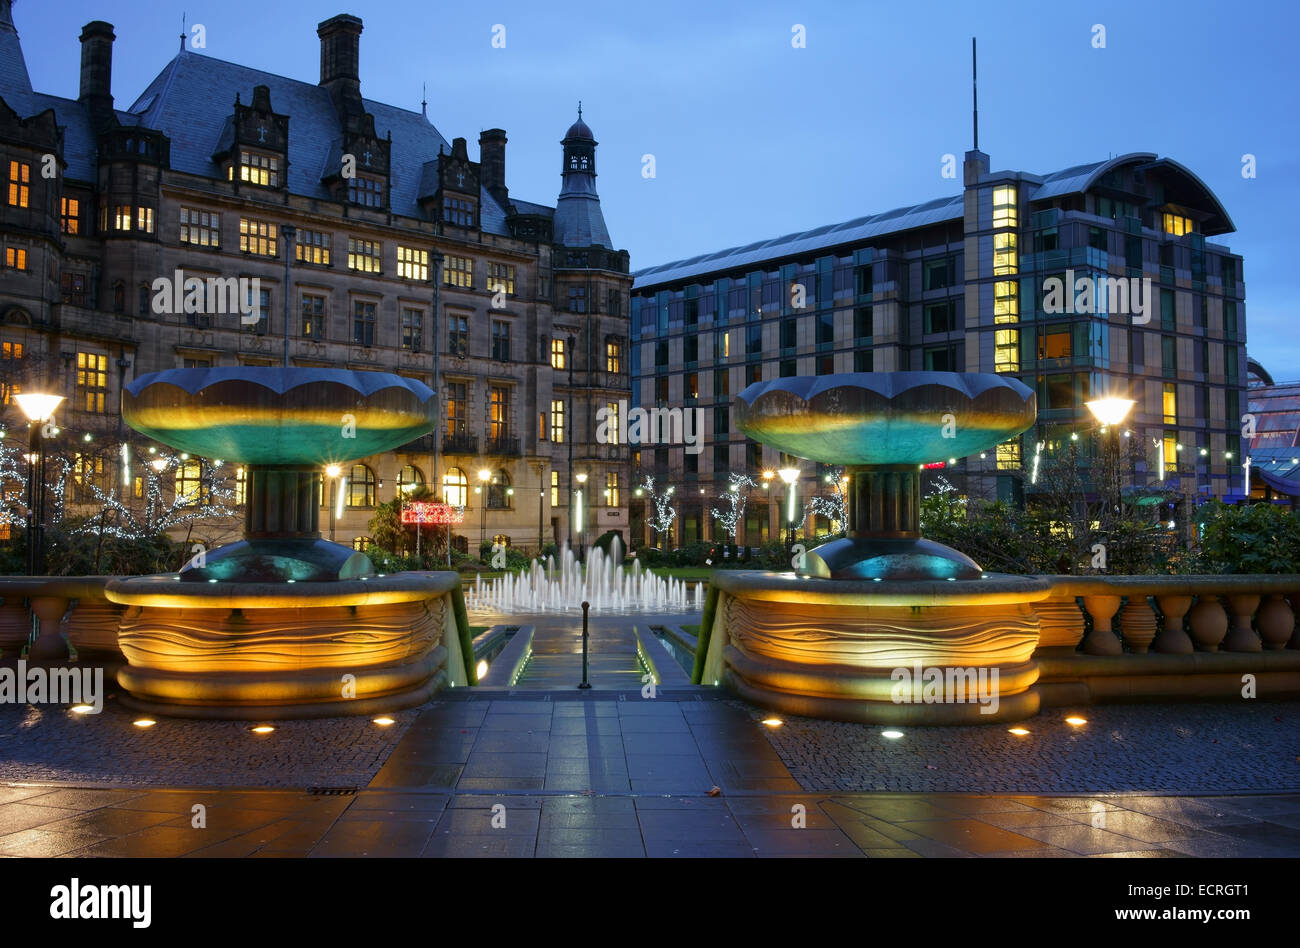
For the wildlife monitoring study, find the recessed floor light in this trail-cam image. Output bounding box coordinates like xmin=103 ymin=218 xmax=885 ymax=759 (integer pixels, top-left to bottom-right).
xmin=372 ymin=716 xmax=395 ymax=726
xmin=70 ymin=704 xmax=94 ymax=714
xmin=250 ymin=724 xmax=275 ymax=734
xmin=476 ymin=659 xmax=489 ymax=680
xmin=1008 ymin=727 xmax=1031 ymax=736
xmin=881 ymin=729 xmax=904 ymax=739
xmin=1065 ymin=716 xmax=1087 ymax=726
xmin=761 ymin=717 xmax=783 ymax=727
xmin=133 ymin=718 xmax=156 ymax=728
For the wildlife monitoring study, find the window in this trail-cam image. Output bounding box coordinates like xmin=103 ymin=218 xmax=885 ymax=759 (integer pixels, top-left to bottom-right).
xmin=996 ymin=440 xmax=1021 ymax=470
xmin=352 ymin=536 xmax=372 ymax=552
xmin=491 ymin=320 xmax=511 ymax=361
xmin=1162 ymin=212 xmax=1193 ymax=237
xmin=816 ymin=312 xmax=834 ymax=346
xmin=995 ymin=329 xmax=1019 ymax=373
xmin=568 ymin=286 xmax=587 ymax=313
xmin=1163 ymin=382 xmax=1177 ymax=424
xmin=398 ymin=465 xmax=424 ymax=494
xmin=551 ymin=470 xmax=559 ymax=507
xmin=353 ymin=301 xmax=376 ymax=346
xmin=993 ymin=233 xmax=1017 ymax=275
xmin=854 ymin=349 xmax=873 ymax=372
xmin=446 ymin=382 xmax=467 ymax=435
xmin=61 ymin=197 xmax=80 ymax=235
xmin=1163 ymin=433 xmax=1178 ymax=473
xmin=76 ymin=351 xmax=109 ymax=413
xmin=606 ymin=339 xmax=622 ymax=374
xmin=243 ymin=287 xmax=271 ymax=334
xmin=61 ymin=272 xmax=88 ymax=306
xmin=924 ymin=300 xmax=957 ymax=334
xmin=183 ymin=358 xmax=211 ymax=368
xmin=238 ymin=151 xmax=280 ymax=187
xmin=854 ymin=306 xmax=873 ymax=341
xmin=401 ymin=307 xmax=423 ymax=351
xmin=781 ymin=319 xmax=797 ymax=351
xmin=992 ymin=186 xmax=1018 ymax=228
xmin=551 ymin=399 xmax=565 ymax=443
xmin=1161 ymin=335 xmax=1177 ymax=376
xmin=7 ymin=161 xmax=29 ymax=207
xmin=239 ymin=217 xmax=277 ymax=256
xmin=347 ymin=464 xmax=377 ymax=507
xmin=348 ymin=174 xmax=384 ymax=208
xmin=489 ymin=386 xmax=510 ymax=441
xmin=444 ymin=255 xmax=473 ymax=288
xmin=488 ymin=263 xmax=515 ymax=296
xmin=5 ymin=247 xmax=27 ymax=270
xmin=443 ymin=197 xmax=474 ymax=227
xmin=607 ymin=289 xmax=622 ymax=316
xmin=746 ymin=324 xmax=762 ymax=355
xmin=1088 ymin=226 xmax=1107 ymax=252
xmin=296 ymin=229 xmax=331 ymax=265
xmin=179 ymin=207 xmax=220 ymax=247
xmin=605 ymin=401 xmax=620 ymax=444
xmin=1224 ymin=301 xmax=1238 ymax=338
xmin=655 ymin=341 xmax=668 ymax=368
xmin=112 ymin=205 xmax=132 ymax=231
xmin=449 ymin=314 xmax=469 ymax=357
xmin=993 ymin=281 xmax=1018 ymax=322
xmin=397 ymin=246 xmax=428 ymax=281
xmin=1041 ymin=327 xmax=1071 ymax=360
xmin=1160 ymin=289 xmax=1176 ymax=330
xmin=551 ymin=337 xmax=567 ymax=369
xmin=714 ymin=367 xmax=730 ymax=397
xmin=347 ymin=238 xmax=381 ymax=273
xmin=175 ymin=459 xmax=205 ymax=506
xmin=605 ymin=472 xmax=619 ymax=508
xmin=0 ymin=340 xmax=22 ymax=405
xmin=136 ymin=206 xmax=155 ymax=233
xmin=72 ymin=454 xmax=106 ymax=502
xmin=301 ymin=295 xmax=326 ymax=339
xmin=487 ymin=470 xmax=512 ymax=508
xmin=923 ymin=257 xmax=954 ymax=290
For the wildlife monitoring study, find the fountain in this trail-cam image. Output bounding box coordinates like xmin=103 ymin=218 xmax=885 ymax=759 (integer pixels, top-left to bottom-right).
xmin=697 ymin=371 xmax=1050 ymax=724
xmin=104 ymin=367 xmax=476 ymax=719
xmin=466 ymin=538 xmax=699 ymax=614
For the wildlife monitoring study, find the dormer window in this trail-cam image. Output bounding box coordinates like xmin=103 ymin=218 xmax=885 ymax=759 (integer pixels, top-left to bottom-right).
xmin=349 ymin=174 xmax=384 ymax=208
xmin=443 ymin=197 xmax=474 ymax=227
xmin=230 ymin=150 xmax=280 ymax=187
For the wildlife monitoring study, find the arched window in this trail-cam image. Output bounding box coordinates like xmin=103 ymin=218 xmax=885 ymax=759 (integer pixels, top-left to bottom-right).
xmin=442 ymin=466 xmax=467 ymax=506
xmin=347 ymin=464 xmax=376 ymax=507
xmin=138 ymin=284 xmax=151 ymax=317
xmin=487 ymin=469 xmax=512 ymax=508
xmin=398 ymin=464 xmax=424 ymax=495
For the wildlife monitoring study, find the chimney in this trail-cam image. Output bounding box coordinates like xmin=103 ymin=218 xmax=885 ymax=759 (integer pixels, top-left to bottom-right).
xmin=78 ymin=21 xmax=115 ymax=113
xmin=479 ymin=129 xmax=508 ymax=207
xmin=317 ymin=14 xmax=363 ymax=117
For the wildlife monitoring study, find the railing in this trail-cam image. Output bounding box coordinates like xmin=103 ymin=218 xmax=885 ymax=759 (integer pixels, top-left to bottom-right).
xmin=397 ymin=433 xmax=436 ymax=453
xmin=485 ymin=435 xmax=521 ymax=457
xmin=442 ymin=433 xmax=478 ymax=455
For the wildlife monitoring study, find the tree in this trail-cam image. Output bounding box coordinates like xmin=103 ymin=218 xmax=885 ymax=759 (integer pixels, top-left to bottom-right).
xmin=806 ymin=467 xmax=848 ymax=537
xmin=639 ymin=475 xmax=676 ymax=546
xmin=710 ymin=473 xmax=756 ymax=541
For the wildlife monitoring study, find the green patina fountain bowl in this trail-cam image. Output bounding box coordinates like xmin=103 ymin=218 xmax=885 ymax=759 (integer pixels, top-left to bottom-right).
xmin=122 ymin=367 xmax=436 ymax=466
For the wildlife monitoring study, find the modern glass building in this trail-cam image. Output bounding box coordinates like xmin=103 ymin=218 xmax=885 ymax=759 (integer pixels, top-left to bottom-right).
xmin=630 ymin=148 xmax=1248 ymax=546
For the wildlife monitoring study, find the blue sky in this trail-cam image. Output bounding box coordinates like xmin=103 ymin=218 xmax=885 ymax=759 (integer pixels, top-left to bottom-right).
xmin=15 ymin=0 xmax=1300 ymax=377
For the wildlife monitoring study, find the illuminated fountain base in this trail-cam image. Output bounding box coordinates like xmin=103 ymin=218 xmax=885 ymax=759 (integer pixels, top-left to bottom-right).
xmin=700 ymin=572 xmax=1050 ymax=724
xmin=106 ymin=573 xmax=473 ymax=719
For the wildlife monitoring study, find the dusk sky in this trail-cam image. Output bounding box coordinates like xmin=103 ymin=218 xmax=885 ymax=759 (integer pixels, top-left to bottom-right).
xmin=15 ymin=0 xmax=1300 ymax=376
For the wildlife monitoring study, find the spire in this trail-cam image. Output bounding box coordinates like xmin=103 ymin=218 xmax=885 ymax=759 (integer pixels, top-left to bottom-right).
xmin=0 ymin=0 xmax=34 ymax=98
xmin=555 ymin=106 xmax=611 ymax=249
xmin=180 ymin=12 xmax=186 ymax=51
xmin=421 ymin=81 xmax=427 ymax=118
xmin=577 ymin=100 xmax=582 ymax=119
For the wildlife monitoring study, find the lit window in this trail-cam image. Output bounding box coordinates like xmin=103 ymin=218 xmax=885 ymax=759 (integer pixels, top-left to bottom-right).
xmin=996 ymin=440 xmax=1021 ymax=470
xmin=606 ymin=340 xmax=622 ymax=373
xmin=4 ymin=247 xmax=27 ymax=270
xmin=551 ymin=399 xmax=565 ymax=443
xmin=551 ymin=470 xmax=559 ymax=507
xmin=550 ymin=338 xmax=566 ymax=369
xmin=446 ymin=382 xmax=467 ymax=436
xmin=72 ymin=453 xmax=106 ymax=502
xmin=994 ymin=329 xmax=1020 ymax=373
xmin=301 ymin=295 xmax=326 ymax=340
xmin=347 ymin=464 xmax=376 ymax=507
xmin=175 ymin=459 xmax=206 ymax=506
xmin=235 ymin=467 xmax=246 ymax=504
xmin=992 ymin=186 xmax=1017 ymax=228
xmin=487 ymin=470 xmax=512 ymax=508
xmin=239 ymin=151 xmax=279 ymax=187
xmin=605 ymin=472 xmax=619 ymax=508
xmin=605 ymin=401 xmax=620 ymax=444
xmin=61 ymin=197 xmax=80 ymax=235
xmin=296 ymin=228 xmax=332 ymax=265
xmin=993 ymin=281 xmax=1018 ymax=322
xmin=352 ymin=536 xmax=372 ymax=552
xmin=6 ymin=161 xmax=29 ymax=208
xmin=1 ymin=341 xmax=24 ymax=406
xmin=179 ymin=207 xmax=220 ymax=247
xmin=401 ymin=307 xmax=423 ymax=351
xmin=113 ymin=206 xmax=133 ymax=231
xmin=993 ymin=233 xmax=1017 ymax=275
xmin=398 ymin=465 xmax=424 ymax=492
xmin=489 ymin=386 xmax=510 ymax=441
xmin=239 ymin=217 xmax=277 ymax=256
xmin=76 ymin=351 xmax=109 ymax=413
xmin=348 ymin=174 xmax=384 ymax=208
xmin=1163 ymin=382 xmax=1177 ymax=425
xmin=347 ymin=237 xmax=381 ymax=273
xmin=1162 ymin=213 xmax=1194 ymax=237
xmin=136 ymin=207 xmax=154 ymax=233
xmin=444 ymin=255 xmax=473 ymax=288
xmin=397 ymin=246 xmax=429 ymax=281
xmin=488 ymin=263 xmax=515 ymax=296
xmin=443 ymin=466 xmax=467 ymax=507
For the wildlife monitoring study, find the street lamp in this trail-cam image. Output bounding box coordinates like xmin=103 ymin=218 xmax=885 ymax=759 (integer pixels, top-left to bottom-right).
xmin=778 ymin=466 xmax=800 ymax=548
xmin=575 ymin=471 xmax=588 ymax=556
xmin=325 ymin=464 xmax=342 ymax=541
xmin=1085 ymin=394 xmax=1135 ymax=528
xmin=478 ymin=468 xmax=491 ymax=558
xmin=15 ymin=393 xmax=64 ymax=576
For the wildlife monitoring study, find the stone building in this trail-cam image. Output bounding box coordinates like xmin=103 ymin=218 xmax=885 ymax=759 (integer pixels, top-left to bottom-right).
xmin=0 ymin=3 xmax=632 ymax=556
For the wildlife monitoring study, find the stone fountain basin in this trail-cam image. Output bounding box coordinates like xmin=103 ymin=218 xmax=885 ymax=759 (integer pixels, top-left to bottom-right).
xmin=122 ymin=367 xmax=436 ymax=466
xmin=734 ymin=371 xmax=1035 ymax=465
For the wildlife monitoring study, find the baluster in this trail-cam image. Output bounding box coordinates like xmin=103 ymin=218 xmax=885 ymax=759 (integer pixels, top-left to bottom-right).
xmin=1117 ymin=595 xmax=1158 ymax=654
xmin=1255 ymin=594 xmax=1295 ymax=651
xmin=26 ymin=595 xmax=70 ymax=662
xmin=1081 ymin=594 xmax=1123 ymax=655
xmin=1223 ymin=594 xmax=1262 ymax=652
xmin=1035 ymin=598 xmax=1086 ymax=649
xmin=1188 ymin=594 xmax=1228 ymax=652
xmin=1152 ymin=595 xmax=1194 ymax=654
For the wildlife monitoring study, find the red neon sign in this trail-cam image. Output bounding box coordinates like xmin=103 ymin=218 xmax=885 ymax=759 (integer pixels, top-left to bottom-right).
xmin=400 ymin=502 xmax=465 ymax=525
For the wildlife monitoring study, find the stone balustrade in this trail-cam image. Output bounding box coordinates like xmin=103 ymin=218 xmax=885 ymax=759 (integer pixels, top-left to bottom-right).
xmin=0 ymin=577 xmax=125 ymax=662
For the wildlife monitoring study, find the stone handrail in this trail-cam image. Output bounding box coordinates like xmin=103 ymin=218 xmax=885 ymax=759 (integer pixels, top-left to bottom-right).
xmin=0 ymin=576 xmax=123 ymax=661
xmin=1032 ymin=574 xmax=1300 ymax=656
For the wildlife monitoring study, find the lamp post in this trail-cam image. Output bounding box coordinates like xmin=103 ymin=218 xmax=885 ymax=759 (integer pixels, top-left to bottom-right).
xmin=430 ymin=250 xmax=444 ymax=501
xmin=778 ymin=466 xmax=800 ymax=552
xmin=575 ymin=471 xmax=588 ymax=559
xmin=1085 ymin=396 xmax=1136 ymax=516
xmin=16 ymin=394 xmax=64 ymax=576
xmin=478 ymin=468 xmax=491 ymax=558
xmin=567 ymin=333 xmax=576 ymax=550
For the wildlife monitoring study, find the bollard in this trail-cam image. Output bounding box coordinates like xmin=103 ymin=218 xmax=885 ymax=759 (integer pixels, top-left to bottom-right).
xmin=578 ymin=600 xmax=592 ymax=689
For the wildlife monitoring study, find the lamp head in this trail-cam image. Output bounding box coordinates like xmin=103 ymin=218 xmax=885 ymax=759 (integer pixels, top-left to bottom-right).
xmin=1085 ymin=397 xmax=1136 ymax=427
xmin=778 ymin=467 xmax=800 ymax=485
xmin=15 ymin=393 xmax=64 ymax=424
